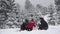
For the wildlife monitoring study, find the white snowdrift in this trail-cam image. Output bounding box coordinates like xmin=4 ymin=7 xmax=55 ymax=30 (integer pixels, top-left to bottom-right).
xmin=0 ymin=25 xmax=60 ymax=34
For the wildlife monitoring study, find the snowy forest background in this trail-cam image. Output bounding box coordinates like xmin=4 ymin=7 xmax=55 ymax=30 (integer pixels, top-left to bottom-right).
xmin=0 ymin=0 xmax=60 ymax=29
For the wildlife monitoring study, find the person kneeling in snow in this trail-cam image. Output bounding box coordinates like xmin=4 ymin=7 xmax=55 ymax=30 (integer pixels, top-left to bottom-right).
xmin=38 ymin=17 xmax=48 ymax=30
xmin=26 ymin=18 xmax=36 ymax=31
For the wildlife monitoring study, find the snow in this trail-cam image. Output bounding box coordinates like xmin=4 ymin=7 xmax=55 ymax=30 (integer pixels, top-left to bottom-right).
xmin=0 ymin=25 xmax=60 ymax=34
xmin=44 ymin=14 xmax=51 ymax=23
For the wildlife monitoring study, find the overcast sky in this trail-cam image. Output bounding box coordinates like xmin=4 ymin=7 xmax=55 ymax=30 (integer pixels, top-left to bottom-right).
xmin=15 ymin=0 xmax=55 ymax=7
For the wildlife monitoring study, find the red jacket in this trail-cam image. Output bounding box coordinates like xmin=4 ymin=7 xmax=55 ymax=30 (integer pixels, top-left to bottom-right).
xmin=26 ymin=19 xmax=35 ymax=29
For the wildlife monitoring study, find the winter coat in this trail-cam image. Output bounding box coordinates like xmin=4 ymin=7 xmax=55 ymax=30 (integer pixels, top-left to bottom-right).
xmin=39 ymin=19 xmax=48 ymax=30
xmin=26 ymin=19 xmax=36 ymax=29
xmin=21 ymin=23 xmax=27 ymax=30
xmin=21 ymin=19 xmax=29 ymax=30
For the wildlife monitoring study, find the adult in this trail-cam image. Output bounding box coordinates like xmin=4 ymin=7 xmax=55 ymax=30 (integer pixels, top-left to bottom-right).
xmin=38 ymin=17 xmax=48 ymax=30
xmin=26 ymin=18 xmax=36 ymax=31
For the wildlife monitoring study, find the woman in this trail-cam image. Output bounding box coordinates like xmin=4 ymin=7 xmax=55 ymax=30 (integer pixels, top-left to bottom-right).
xmin=26 ymin=18 xmax=36 ymax=31
xmin=38 ymin=17 xmax=48 ymax=30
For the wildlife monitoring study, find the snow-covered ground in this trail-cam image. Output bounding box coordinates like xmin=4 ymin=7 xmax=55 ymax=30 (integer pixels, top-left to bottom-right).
xmin=0 ymin=25 xmax=60 ymax=34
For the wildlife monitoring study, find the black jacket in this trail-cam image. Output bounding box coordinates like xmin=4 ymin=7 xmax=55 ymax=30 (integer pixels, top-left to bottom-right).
xmin=39 ymin=19 xmax=48 ymax=30
xmin=21 ymin=23 xmax=27 ymax=30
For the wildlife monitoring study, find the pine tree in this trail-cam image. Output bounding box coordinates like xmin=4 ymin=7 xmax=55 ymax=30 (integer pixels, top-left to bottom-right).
xmin=25 ymin=0 xmax=35 ymax=18
xmin=0 ymin=0 xmax=17 ymax=29
xmin=25 ymin=0 xmax=32 ymax=10
xmin=55 ymin=0 xmax=60 ymax=25
xmin=36 ymin=4 xmax=48 ymax=17
xmin=7 ymin=0 xmax=17 ymax=12
xmin=0 ymin=0 xmax=9 ymax=29
xmin=36 ymin=4 xmax=42 ymax=17
xmin=48 ymin=4 xmax=55 ymax=25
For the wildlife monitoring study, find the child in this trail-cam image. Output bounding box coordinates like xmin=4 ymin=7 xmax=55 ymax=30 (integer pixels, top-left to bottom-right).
xmin=21 ymin=19 xmax=29 ymax=31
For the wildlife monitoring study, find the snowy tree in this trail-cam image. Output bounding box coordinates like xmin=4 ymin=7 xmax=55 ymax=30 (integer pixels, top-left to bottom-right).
xmin=0 ymin=0 xmax=18 ymax=29
xmin=36 ymin=4 xmax=48 ymax=17
xmin=55 ymin=0 xmax=60 ymax=25
xmin=36 ymin=4 xmax=42 ymax=17
xmin=25 ymin=0 xmax=35 ymax=17
xmin=25 ymin=0 xmax=32 ymax=10
xmin=47 ymin=4 xmax=56 ymax=25
xmin=0 ymin=0 xmax=9 ymax=29
xmin=36 ymin=4 xmax=42 ymax=9
xmin=15 ymin=3 xmax=21 ymax=28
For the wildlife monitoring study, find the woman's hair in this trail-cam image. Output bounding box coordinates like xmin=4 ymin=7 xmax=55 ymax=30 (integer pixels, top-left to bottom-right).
xmin=40 ymin=17 xmax=47 ymax=23
xmin=40 ymin=17 xmax=44 ymax=21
